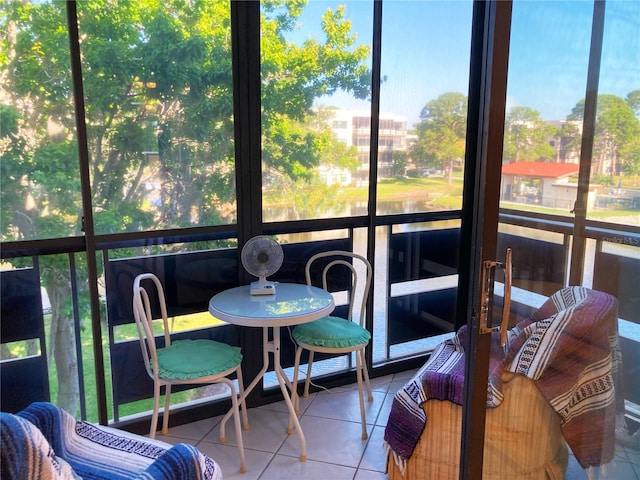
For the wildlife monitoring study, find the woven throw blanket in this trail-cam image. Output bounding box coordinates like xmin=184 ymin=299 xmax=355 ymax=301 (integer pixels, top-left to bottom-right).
xmin=1 ymin=411 xmax=80 ymax=480
xmin=383 ymin=287 xmax=623 ymax=474
xmin=16 ymin=402 xmax=222 ymax=480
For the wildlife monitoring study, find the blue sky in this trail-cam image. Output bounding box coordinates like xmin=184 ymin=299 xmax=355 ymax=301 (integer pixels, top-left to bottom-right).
xmin=285 ymin=0 xmax=640 ymax=127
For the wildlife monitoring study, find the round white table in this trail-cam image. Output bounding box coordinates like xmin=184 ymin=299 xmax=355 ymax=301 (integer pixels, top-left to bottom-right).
xmin=209 ymin=283 xmax=334 ymax=461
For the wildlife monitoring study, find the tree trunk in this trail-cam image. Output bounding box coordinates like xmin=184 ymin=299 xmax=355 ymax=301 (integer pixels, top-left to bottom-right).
xmin=47 ymin=283 xmax=80 ymax=415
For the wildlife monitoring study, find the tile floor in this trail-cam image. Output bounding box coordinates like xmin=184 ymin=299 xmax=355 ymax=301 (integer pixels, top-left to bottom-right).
xmin=157 ymin=369 xmax=640 ymax=480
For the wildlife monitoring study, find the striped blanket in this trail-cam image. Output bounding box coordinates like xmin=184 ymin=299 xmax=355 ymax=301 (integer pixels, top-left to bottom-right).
xmin=383 ymin=287 xmax=624 ymax=474
xmin=1 ymin=402 xmax=222 ymax=480
xmin=1 ymin=411 xmax=80 ymax=480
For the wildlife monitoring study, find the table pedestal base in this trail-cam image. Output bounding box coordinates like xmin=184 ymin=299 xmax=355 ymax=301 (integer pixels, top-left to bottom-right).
xmin=220 ymin=327 xmax=307 ymax=461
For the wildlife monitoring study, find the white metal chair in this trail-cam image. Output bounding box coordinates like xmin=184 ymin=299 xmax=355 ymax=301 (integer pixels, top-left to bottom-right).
xmin=291 ymin=251 xmax=374 ymax=439
xmin=132 ymin=273 xmax=248 ymax=473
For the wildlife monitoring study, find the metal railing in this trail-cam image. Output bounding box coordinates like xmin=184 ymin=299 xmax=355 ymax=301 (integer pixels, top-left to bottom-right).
xmin=2 ymin=209 xmax=638 ymax=424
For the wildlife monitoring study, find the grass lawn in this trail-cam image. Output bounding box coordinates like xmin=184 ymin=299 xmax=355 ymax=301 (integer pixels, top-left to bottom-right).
xmin=44 ymin=312 xmax=226 ymax=422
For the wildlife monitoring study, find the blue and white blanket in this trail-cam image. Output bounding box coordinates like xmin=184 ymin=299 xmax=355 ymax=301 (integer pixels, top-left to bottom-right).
xmin=1 ymin=402 xmax=223 ymax=480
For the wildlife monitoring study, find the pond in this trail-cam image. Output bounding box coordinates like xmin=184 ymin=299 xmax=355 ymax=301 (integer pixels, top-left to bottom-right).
xmin=263 ymin=198 xmax=452 ymax=221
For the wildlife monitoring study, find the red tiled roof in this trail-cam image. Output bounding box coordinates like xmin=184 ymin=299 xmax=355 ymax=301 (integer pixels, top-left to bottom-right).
xmin=501 ymin=162 xmax=579 ymax=178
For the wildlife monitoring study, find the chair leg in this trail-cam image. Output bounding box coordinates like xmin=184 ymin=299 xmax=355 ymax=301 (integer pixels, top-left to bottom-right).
xmin=355 ymin=349 xmax=368 ymax=440
xmin=303 ymin=350 xmax=314 ymax=398
xmin=161 ymin=384 xmax=172 ymax=435
xmin=150 ymin=382 xmax=161 ymax=439
xmin=220 ymin=377 xmax=247 ymax=442
xmin=361 ymin=348 xmax=373 ymax=402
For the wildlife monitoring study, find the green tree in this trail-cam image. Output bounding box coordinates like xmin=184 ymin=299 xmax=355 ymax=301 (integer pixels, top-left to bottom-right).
xmin=391 ymin=151 xmax=408 ymax=178
xmin=568 ymin=93 xmax=640 ymax=177
xmin=1 ymin=0 xmax=370 ymax=415
xmin=77 ymin=0 xmax=233 ymax=230
xmin=620 ymin=133 xmax=640 ymax=176
xmin=626 ymin=89 xmax=640 ymax=117
xmin=1 ymin=2 xmax=85 ymax=413
xmin=503 ymin=106 xmax=557 ymax=163
xmin=411 ymin=92 xmax=467 ymax=186
xmin=261 ymin=4 xmax=370 ymax=185
xmin=557 ymin=121 xmax=582 ymax=163
xmin=623 ymin=90 xmax=640 ymax=176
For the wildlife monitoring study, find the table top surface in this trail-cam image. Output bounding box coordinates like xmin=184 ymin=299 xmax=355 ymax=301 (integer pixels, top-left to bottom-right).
xmin=208 ymin=283 xmax=335 ymax=327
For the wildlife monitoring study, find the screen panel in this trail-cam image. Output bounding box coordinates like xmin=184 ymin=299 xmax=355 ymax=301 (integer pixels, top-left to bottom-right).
xmin=105 ymin=249 xmax=239 ymax=326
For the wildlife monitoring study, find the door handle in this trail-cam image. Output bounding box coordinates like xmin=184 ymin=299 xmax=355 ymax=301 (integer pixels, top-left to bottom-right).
xmin=479 ymin=248 xmax=512 ymax=348
xmin=500 ymin=248 xmax=512 ymax=347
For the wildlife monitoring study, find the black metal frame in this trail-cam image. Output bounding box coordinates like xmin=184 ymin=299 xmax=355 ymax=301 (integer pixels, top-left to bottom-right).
xmin=1 ymin=1 xmax=635 ymax=477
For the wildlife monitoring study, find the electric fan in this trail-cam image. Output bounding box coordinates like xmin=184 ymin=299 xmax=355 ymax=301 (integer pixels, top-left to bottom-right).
xmin=241 ymin=235 xmax=284 ymax=295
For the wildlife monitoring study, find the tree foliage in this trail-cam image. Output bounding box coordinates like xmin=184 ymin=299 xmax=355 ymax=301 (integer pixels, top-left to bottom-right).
xmin=0 ymin=0 xmax=371 ymax=415
xmin=567 ymin=93 xmax=640 ymax=176
xmin=503 ymin=107 xmax=557 ymax=163
xmin=2 ymin=0 xmax=371 ymax=242
xmin=626 ymin=89 xmax=640 ymax=117
xmin=411 ymin=92 xmax=467 ymax=185
xmin=261 ymin=3 xmax=370 ymax=181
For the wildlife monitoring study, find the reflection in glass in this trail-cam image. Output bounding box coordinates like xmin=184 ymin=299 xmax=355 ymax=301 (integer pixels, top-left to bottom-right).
xmin=501 ymin=1 xmax=592 ymax=218
xmin=501 ymin=1 xmax=639 ymax=228
xmin=265 ymin=297 xmax=327 ymax=316
xmin=586 ymin=1 xmax=640 ymax=226
xmin=498 ymin=4 xmax=640 ymax=476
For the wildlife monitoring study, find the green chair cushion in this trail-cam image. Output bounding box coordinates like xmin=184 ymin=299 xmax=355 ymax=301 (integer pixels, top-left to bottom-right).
xmin=156 ymin=339 xmax=242 ymax=380
xmin=293 ymin=316 xmax=371 ymax=348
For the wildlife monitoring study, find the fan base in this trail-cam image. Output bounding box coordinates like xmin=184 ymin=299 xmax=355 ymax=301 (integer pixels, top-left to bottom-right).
xmin=250 ymin=280 xmax=276 ymax=295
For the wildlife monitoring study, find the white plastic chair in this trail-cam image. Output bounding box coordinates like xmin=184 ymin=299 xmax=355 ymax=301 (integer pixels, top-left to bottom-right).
xmin=132 ymin=273 xmax=248 ymax=473
xmin=291 ymin=251 xmax=374 ymax=439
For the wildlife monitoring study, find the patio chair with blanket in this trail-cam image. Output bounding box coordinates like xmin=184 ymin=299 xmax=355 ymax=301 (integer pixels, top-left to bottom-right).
xmin=384 ymin=287 xmax=624 ymax=480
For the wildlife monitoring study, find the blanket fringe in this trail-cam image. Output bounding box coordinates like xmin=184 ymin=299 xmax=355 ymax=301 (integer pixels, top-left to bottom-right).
xmin=586 ymin=463 xmax=612 ymax=480
xmin=383 ymin=440 xmax=407 ymax=477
